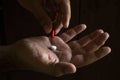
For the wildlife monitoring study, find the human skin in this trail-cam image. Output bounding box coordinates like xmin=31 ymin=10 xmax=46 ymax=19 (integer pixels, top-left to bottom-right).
xmin=0 ymin=24 xmax=111 ymax=77
xmin=17 ymin=0 xmax=71 ymax=34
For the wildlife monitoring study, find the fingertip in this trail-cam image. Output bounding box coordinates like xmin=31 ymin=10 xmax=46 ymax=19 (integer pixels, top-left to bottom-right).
xmin=97 ymin=29 xmax=104 ymax=33
xmin=44 ymin=25 xmax=52 ymax=34
xmin=100 ymin=46 xmax=112 ymax=58
xmin=54 ymin=24 xmax=63 ymax=34
xmin=74 ymin=24 xmax=87 ymax=32
xmin=80 ymin=24 xmax=87 ymax=30
xmin=95 ymin=46 xmax=111 ymax=58
xmin=104 ymin=46 xmax=111 ymax=54
xmin=54 ymin=62 xmax=76 ymax=76
xmin=104 ymin=32 xmax=110 ymax=38
xmin=64 ymin=63 xmax=76 ymax=74
xmin=63 ymin=22 xmax=69 ymax=28
xmin=55 ymin=29 xmax=60 ymax=35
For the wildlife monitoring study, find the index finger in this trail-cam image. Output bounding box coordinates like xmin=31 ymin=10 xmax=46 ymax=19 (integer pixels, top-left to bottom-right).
xmin=59 ymin=0 xmax=71 ymax=28
xmin=59 ymin=24 xmax=87 ymax=42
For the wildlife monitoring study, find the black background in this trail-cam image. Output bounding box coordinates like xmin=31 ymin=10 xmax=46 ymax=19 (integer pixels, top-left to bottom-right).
xmin=0 ymin=0 xmax=120 ymax=80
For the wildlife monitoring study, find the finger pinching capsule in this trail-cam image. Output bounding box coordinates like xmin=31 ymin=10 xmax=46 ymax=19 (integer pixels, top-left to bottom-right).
xmin=49 ymin=45 xmax=57 ymax=51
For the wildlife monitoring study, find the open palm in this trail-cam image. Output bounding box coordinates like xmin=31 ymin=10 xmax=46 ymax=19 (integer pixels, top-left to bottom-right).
xmin=12 ymin=24 xmax=111 ymax=77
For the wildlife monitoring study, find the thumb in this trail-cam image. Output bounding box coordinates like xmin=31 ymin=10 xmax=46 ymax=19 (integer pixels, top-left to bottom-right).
xmin=53 ymin=62 xmax=76 ymax=77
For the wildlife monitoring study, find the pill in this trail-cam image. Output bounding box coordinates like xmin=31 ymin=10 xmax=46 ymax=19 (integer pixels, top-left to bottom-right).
xmin=49 ymin=45 xmax=57 ymax=51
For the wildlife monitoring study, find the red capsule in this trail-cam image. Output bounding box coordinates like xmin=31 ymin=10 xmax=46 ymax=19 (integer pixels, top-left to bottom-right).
xmin=51 ymin=29 xmax=55 ymax=39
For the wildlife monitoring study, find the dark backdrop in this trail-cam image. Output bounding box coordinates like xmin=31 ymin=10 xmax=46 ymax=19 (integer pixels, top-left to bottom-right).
xmin=0 ymin=0 xmax=120 ymax=80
